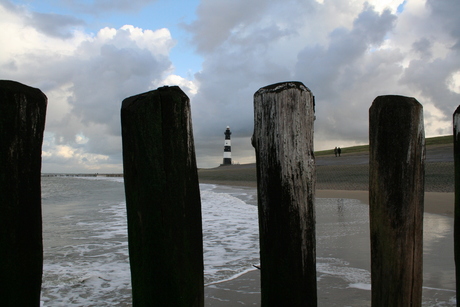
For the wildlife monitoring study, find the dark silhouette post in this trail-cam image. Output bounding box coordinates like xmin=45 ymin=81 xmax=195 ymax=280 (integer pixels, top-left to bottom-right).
xmin=0 ymin=80 xmax=47 ymax=306
xmin=369 ymin=95 xmax=425 ymax=307
xmin=454 ymin=105 xmax=460 ymax=306
xmin=252 ymin=81 xmax=317 ymax=306
xmin=121 ymin=86 xmax=204 ymax=306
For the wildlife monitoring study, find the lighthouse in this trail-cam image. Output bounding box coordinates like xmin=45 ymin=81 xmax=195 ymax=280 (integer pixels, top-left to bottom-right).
xmin=222 ymin=126 xmax=232 ymax=165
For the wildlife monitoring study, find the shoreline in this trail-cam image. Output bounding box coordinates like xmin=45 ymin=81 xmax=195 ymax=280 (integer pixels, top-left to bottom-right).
xmin=200 ymin=180 xmax=455 ymax=217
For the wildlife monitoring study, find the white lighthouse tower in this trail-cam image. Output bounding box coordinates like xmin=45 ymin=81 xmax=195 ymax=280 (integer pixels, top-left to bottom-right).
xmin=222 ymin=126 xmax=232 ymax=165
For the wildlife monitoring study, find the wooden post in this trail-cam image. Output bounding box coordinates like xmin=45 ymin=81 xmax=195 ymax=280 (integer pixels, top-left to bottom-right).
xmin=0 ymin=80 xmax=47 ymax=306
xmin=369 ymin=95 xmax=425 ymax=307
xmin=121 ymin=86 xmax=204 ymax=306
xmin=252 ymin=81 xmax=317 ymax=306
xmin=453 ymin=106 xmax=460 ymax=306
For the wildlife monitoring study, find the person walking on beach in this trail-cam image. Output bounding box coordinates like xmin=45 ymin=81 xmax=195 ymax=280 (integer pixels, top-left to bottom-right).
xmin=334 ymin=147 xmax=338 ymax=157
xmin=337 ymin=147 xmax=341 ymax=157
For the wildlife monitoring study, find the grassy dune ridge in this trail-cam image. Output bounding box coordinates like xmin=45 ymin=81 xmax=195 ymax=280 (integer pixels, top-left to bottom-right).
xmin=314 ymin=135 xmax=453 ymax=156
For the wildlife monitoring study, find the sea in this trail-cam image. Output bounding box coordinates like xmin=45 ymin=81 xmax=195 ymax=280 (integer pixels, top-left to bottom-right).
xmin=40 ymin=176 xmax=456 ymax=306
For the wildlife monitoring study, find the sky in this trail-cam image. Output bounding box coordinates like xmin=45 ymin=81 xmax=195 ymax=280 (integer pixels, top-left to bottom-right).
xmin=1 ymin=0 xmax=459 ymax=172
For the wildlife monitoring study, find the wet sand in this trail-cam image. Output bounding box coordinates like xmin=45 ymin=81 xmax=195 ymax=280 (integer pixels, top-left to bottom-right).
xmin=201 ymin=143 xmax=455 ymax=306
xmin=316 ymin=190 xmax=454 ymax=217
xmin=204 ymin=189 xmax=455 ymax=306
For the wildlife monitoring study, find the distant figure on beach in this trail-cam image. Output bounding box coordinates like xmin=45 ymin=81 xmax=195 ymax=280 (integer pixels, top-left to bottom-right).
xmin=337 ymin=147 xmax=341 ymax=157
xmin=334 ymin=147 xmax=338 ymax=157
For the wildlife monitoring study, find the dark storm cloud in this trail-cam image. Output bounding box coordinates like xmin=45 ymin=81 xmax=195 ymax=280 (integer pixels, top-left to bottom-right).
xmin=399 ymin=0 xmax=460 ymax=119
xmin=0 ymin=0 xmax=16 ymax=11
xmin=295 ymin=5 xmax=397 ymax=100
xmin=68 ymin=43 xmax=170 ymax=132
xmin=22 ymin=36 xmax=172 ymax=158
xmin=1 ymin=0 xmax=85 ymax=38
xmin=62 ymin=0 xmax=157 ymax=14
xmin=27 ymin=12 xmax=86 ymax=38
xmin=187 ymin=0 xmax=310 ymax=145
xmin=401 ymin=54 xmax=460 ymax=116
xmin=187 ymin=2 xmax=409 ymax=164
xmin=294 ymin=6 xmax=398 ymax=142
xmin=47 ymin=30 xmax=173 ymax=157
xmin=185 ymin=0 xmax=313 ymax=54
xmin=412 ymin=38 xmax=432 ymax=59
xmin=186 ymin=0 xmax=271 ymax=53
xmin=426 ymin=0 xmax=460 ymax=49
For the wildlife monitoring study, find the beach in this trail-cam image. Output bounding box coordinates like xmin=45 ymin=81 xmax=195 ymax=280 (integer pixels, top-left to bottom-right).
xmin=199 ymin=143 xmax=455 ymax=216
xmin=200 ymin=143 xmax=455 ymax=306
xmin=39 ymin=143 xmax=455 ymax=306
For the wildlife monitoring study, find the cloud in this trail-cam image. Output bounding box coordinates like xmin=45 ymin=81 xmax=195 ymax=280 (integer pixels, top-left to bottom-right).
xmin=1 ymin=2 xmax=175 ymax=172
xmin=185 ymin=0 xmax=459 ymax=168
xmin=65 ymin=26 xmax=173 ymax=134
xmin=412 ymin=38 xmax=432 ymax=59
xmin=294 ymin=5 xmax=399 ymax=142
xmin=398 ymin=0 xmax=460 ymax=126
xmin=186 ymin=0 xmax=274 ymax=53
xmin=27 ymin=12 xmax=86 ymax=38
xmin=426 ymin=0 xmax=460 ymax=49
xmin=401 ymin=54 xmax=460 ymax=115
xmin=2 ymin=0 xmax=459 ymax=171
xmin=186 ymin=2 xmax=404 ymax=165
xmin=1 ymin=0 xmax=85 ymax=38
xmin=61 ymin=0 xmax=158 ymax=14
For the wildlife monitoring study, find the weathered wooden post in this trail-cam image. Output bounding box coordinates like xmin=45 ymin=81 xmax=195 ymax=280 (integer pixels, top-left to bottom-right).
xmin=454 ymin=105 xmax=460 ymax=306
xmin=369 ymin=95 xmax=425 ymax=306
xmin=252 ymin=81 xmax=317 ymax=306
xmin=0 ymin=80 xmax=47 ymax=306
xmin=121 ymin=86 xmax=204 ymax=306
